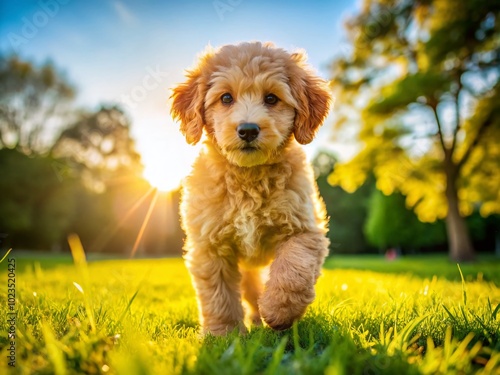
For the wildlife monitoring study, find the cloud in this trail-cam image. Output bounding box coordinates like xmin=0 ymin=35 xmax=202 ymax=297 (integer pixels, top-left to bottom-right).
xmin=112 ymin=1 xmax=138 ymax=26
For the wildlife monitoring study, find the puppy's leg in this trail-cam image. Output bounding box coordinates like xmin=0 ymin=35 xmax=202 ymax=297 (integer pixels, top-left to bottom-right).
xmin=259 ymin=232 xmax=328 ymax=330
xmin=240 ymin=268 xmax=263 ymax=326
xmin=186 ymin=249 xmax=245 ymax=335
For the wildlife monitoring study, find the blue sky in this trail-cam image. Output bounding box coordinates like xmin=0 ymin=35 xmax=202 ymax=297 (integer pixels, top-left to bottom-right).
xmin=1 ymin=0 xmax=359 ymax=190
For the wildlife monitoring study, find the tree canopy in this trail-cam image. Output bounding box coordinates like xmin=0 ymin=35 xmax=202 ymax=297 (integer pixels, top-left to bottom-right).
xmin=0 ymin=54 xmax=75 ymax=155
xmin=51 ymin=106 xmax=143 ymax=192
xmin=328 ymin=0 xmax=500 ymax=261
xmin=0 ymin=148 xmax=76 ymax=249
xmin=0 ymin=54 xmax=182 ymax=254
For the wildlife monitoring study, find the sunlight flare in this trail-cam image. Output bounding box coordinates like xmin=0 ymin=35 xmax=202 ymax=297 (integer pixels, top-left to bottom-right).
xmin=130 ymin=189 xmax=159 ymax=258
xmin=91 ymin=186 xmax=157 ymax=252
xmin=143 ymin=161 xmax=182 ymax=192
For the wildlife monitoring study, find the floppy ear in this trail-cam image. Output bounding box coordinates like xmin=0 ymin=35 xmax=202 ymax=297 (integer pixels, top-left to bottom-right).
xmin=289 ymin=52 xmax=332 ymax=145
xmin=170 ymin=71 xmax=206 ymax=145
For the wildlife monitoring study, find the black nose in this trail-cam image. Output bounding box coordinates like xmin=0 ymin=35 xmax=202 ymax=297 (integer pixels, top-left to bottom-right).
xmin=237 ymin=123 xmax=260 ymax=142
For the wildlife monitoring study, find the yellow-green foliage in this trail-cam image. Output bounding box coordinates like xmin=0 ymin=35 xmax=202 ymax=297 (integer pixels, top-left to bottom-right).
xmin=0 ymin=255 xmax=499 ymax=374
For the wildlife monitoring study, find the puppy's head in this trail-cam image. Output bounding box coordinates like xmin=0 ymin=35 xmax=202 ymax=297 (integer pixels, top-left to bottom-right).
xmin=171 ymin=42 xmax=331 ymax=167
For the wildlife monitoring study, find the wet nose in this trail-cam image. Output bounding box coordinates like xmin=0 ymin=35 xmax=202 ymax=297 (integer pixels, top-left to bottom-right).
xmin=237 ymin=123 xmax=260 ymax=142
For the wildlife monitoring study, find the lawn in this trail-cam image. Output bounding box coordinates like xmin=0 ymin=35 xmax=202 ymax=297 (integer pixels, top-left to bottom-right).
xmin=0 ymin=250 xmax=499 ymax=374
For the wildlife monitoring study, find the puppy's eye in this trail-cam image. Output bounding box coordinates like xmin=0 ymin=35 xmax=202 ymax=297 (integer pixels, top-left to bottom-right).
xmin=221 ymin=93 xmax=233 ymax=105
xmin=264 ymin=94 xmax=279 ymax=105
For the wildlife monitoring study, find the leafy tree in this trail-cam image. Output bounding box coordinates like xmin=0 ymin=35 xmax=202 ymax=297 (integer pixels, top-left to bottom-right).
xmin=51 ymin=106 xmax=159 ymax=253
xmin=51 ymin=106 xmax=143 ymax=192
xmin=0 ymin=56 xmax=162 ymax=254
xmin=0 ymin=54 xmax=75 ymax=154
xmin=313 ymin=151 xmax=375 ymax=254
xmin=364 ymin=189 xmax=447 ymax=252
xmin=328 ymin=0 xmax=500 ymax=261
xmin=0 ymin=149 xmax=76 ymax=249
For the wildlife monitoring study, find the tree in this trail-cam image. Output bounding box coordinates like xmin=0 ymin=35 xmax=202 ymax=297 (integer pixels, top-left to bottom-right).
xmin=0 ymin=55 xmax=163 ymax=254
xmin=313 ymin=151 xmax=375 ymax=253
xmin=0 ymin=54 xmax=75 ymax=155
xmin=51 ymin=106 xmax=143 ymax=192
xmin=328 ymin=0 xmax=500 ymax=261
xmin=0 ymin=149 xmax=76 ymax=249
xmin=51 ymin=105 xmax=177 ymax=255
xmin=364 ymin=189 xmax=447 ymax=252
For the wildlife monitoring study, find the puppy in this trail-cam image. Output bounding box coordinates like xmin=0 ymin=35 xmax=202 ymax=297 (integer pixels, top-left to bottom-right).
xmin=171 ymin=42 xmax=331 ymax=335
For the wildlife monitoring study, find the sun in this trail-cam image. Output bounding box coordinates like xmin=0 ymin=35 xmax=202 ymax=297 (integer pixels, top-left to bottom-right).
xmin=136 ymin=127 xmax=201 ymax=193
xmin=143 ymin=161 xmax=182 ymax=192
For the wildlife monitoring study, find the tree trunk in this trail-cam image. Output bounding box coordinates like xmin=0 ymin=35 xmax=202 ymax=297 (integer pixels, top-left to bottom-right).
xmin=445 ymin=164 xmax=476 ymax=262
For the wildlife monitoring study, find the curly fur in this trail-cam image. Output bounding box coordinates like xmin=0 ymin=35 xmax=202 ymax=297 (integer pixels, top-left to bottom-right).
xmin=171 ymin=42 xmax=332 ymax=335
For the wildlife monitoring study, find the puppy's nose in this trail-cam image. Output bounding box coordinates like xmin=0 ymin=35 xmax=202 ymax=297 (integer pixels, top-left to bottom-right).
xmin=237 ymin=123 xmax=260 ymax=142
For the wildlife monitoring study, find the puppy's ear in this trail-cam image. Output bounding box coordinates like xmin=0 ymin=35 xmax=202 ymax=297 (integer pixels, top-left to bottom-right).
xmin=289 ymin=52 xmax=332 ymax=145
xmin=170 ymin=71 xmax=206 ymax=145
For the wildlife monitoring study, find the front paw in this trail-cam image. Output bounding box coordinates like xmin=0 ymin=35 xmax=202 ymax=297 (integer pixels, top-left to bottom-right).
xmin=259 ymin=283 xmax=315 ymax=331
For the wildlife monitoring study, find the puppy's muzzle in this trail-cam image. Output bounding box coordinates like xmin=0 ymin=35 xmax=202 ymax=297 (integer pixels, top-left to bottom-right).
xmin=237 ymin=123 xmax=260 ymax=143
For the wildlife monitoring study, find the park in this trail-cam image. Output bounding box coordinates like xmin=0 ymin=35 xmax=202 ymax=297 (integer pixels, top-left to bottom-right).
xmin=1 ymin=0 xmax=499 ymax=373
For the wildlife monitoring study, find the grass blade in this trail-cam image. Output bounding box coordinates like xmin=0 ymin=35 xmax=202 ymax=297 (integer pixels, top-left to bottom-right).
xmin=442 ymin=304 xmax=459 ymax=325
xmin=470 ymin=310 xmax=493 ymax=345
xmin=0 ymin=248 xmax=12 ymax=263
xmin=116 ymin=287 xmax=141 ymax=328
xmin=40 ymin=321 xmax=67 ymax=375
xmin=398 ymin=314 xmax=429 ymax=351
xmin=265 ymin=336 xmax=288 ymax=375
xmin=68 ymin=233 xmax=96 ymax=332
xmin=492 ymin=303 xmax=500 ymax=320
xmin=457 ymin=264 xmax=467 ymax=306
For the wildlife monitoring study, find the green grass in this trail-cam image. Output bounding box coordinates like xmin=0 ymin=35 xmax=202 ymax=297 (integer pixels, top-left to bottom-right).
xmin=0 ymin=253 xmax=499 ymax=374
xmin=324 ymin=254 xmax=500 ymax=284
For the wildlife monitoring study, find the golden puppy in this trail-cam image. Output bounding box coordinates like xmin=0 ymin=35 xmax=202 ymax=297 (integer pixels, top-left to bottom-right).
xmin=171 ymin=42 xmax=331 ymax=335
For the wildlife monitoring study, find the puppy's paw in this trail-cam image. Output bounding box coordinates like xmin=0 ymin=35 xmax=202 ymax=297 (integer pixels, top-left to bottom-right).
xmin=259 ymin=283 xmax=315 ymax=331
